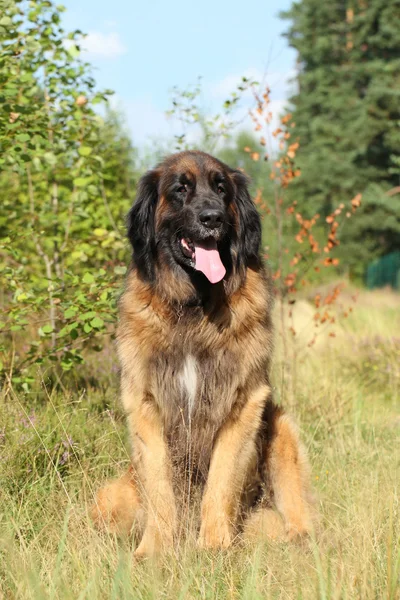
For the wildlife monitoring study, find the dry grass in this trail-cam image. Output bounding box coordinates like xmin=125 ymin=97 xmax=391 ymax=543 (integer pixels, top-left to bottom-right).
xmin=0 ymin=289 xmax=399 ymax=599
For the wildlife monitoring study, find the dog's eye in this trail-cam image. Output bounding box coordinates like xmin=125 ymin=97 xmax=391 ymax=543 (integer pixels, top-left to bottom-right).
xmin=217 ymin=184 xmax=225 ymax=195
xmin=177 ymin=184 xmax=187 ymax=194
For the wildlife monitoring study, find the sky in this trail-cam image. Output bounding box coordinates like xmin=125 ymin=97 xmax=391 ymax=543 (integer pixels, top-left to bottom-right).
xmin=61 ymin=0 xmax=297 ymax=148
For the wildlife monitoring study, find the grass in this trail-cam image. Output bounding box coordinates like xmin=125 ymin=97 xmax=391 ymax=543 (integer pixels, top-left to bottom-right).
xmin=0 ymin=288 xmax=399 ymax=599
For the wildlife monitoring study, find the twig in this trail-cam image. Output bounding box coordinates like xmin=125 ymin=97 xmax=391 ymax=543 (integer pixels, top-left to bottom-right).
xmin=27 ymin=167 xmax=56 ymax=348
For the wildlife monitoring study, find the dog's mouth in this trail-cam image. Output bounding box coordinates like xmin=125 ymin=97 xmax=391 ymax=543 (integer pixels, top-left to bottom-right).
xmin=180 ymin=237 xmax=226 ymax=284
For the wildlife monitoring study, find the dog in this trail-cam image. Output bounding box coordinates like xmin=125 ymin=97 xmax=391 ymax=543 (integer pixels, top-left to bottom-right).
xmin=91 ymin=150 xmax=313 ymax=557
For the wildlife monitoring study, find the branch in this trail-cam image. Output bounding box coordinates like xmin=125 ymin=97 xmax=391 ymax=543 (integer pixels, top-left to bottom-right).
xmin=27 ymin=167 xmax=56 ymax=348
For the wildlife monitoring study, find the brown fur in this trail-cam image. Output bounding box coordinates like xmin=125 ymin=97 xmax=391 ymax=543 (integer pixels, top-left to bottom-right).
xmin=91 ymin=151 xmax=314 ymax=556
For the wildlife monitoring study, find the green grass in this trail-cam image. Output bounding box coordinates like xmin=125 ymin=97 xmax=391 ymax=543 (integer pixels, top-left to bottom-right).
xmin=1 ymin=289 xmax=399 ymax=599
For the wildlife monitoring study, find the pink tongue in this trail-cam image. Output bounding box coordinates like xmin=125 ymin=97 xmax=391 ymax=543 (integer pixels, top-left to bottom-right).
xmin=194 ymin=240 xmax=226 ymax=284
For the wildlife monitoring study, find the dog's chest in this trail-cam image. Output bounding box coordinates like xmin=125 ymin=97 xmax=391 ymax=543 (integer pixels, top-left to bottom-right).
xmin=150 ymin=345 xmax=239 ymax=422
xmin=150 ymin=348 xmax=238 ymax=478
xmin=177 ymin=354 xmax=198 ymax=416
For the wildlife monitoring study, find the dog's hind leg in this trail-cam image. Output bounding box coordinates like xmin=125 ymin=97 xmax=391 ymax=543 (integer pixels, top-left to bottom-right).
xmin=261 ymin=406 xmax=314 ymax=540
xmin=90 ymin=466 xmax=145 ymax=538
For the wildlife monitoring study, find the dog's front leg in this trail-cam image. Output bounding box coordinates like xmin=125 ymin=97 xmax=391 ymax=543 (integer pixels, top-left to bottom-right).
xmin=124 ymin=385 xmax=176 ymax=558
xmin=198 ymin=384 xmax=269 ymax=550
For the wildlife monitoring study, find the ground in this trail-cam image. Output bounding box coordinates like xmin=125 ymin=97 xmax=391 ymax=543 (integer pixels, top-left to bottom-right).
xmin=0 ymin=287 xmax=399 ymax=599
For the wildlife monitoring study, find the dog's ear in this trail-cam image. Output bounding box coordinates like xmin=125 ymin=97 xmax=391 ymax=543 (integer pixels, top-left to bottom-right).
xmin=231 ymin=170 xmax=262 ymax=265
xmin=127 ymin=169 xmax=159 ymax=281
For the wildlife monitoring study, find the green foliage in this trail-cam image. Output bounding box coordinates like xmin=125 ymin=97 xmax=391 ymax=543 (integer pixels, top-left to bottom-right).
xmin=281 ymin=0 xmax=400 ymax=273
xmin=0 ymin=0 xmax=137 ymax=389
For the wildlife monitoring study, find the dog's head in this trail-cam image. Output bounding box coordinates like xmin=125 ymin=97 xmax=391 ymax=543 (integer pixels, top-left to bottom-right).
xmin=128 ymin=151 xmax=261 ymax=285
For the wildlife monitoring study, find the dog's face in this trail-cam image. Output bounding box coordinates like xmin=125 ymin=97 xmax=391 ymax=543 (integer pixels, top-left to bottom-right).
xmin=128 ymin=151 xmax=261 ymax=285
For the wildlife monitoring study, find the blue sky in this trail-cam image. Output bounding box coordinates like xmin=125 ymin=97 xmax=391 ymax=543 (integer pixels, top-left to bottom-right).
xmin=62 ymin=0 xmax=296 ymax=147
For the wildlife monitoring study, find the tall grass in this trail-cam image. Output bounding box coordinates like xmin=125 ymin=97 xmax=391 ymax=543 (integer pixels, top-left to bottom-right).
xmin=0 ymin=289 xmax=399 ymax=599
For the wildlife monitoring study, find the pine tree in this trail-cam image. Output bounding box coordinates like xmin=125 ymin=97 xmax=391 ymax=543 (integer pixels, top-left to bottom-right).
xmin=281 ymin=0 xmax=400 ymax=274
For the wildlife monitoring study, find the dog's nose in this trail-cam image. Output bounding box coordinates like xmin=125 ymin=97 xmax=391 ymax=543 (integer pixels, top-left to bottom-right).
xmin=199 ymin=209 xmax=224 ymax=229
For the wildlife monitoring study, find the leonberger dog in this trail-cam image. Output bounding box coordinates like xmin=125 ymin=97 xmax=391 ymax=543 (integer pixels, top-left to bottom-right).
xmin=91 ymin=150 xmax=313 ymax=557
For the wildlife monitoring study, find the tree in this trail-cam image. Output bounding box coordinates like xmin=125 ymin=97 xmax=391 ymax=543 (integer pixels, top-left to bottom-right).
xmin=0 ymin=0 xmax=137 ymax=388
xmin=281 ymin=0 xmax=400 ymax=275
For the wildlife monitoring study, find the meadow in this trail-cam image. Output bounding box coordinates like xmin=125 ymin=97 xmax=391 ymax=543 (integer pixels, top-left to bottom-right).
xmin=1 ymin=0 xmax=399 ymax=596
xmin=1 ymin=285 xmax=399 ymax=599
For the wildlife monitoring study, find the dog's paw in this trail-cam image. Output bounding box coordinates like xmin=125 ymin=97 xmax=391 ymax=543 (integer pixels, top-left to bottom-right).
xmin=198 ymin=518 xmax=233 ymax=550
xmin=133 ymin=540 xmax=156 ymax=560
xmin=134 ymin=526 xmax=174 ymax=559
xmin=285 ymin=522 xmax=311 ymax=542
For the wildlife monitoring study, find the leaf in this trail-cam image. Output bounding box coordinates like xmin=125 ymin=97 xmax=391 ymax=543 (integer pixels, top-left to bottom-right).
xmin=73 ymin=177 xmax=91 ymax=188
xmin=64 ymin=307 xmax=77 ymax=319
xmin=90 ymin=316 xmax=104 ymax=329
xmin=58 ymin=327 xmax=70 ymax=338
xmin=43 ymin=152 xmax=57 ymax=167
xmin=351 ymin=193 xmax=362 ymax=208
xmin=114 ymin=266 xmax=127 ymax=275
xmin=61 ymin=360 xmax=73 ymax=371
xmin=78 ymin=146 xmax=92 ymax=157
xmin=16 ymin=133 xmax=30 ymax=143
xmin=83 ymin=323 xmax=92 ymax=333
xmin=93 ymin=228 xmax=107 ymax=237
xmin=42 ymin=324 xmax=54 ymax=334
xmin=82 ymin=272 xmax=94 ymax=284
xmin=80 ymin=311 xmax=96 ymax=321
xmin=67 ymin=44 xmax=80 ymax=58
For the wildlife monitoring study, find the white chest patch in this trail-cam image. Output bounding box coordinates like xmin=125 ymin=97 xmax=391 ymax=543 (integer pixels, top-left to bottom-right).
xmin=178 ymin=355 xmax=198 ymax=416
